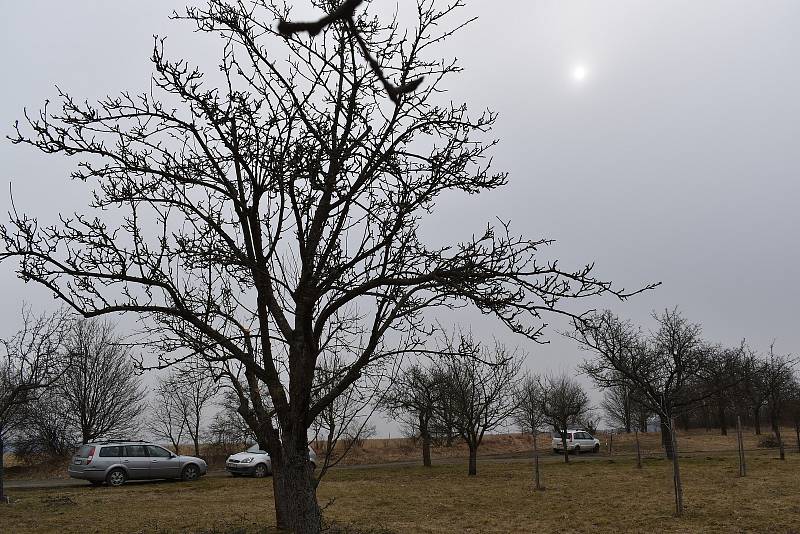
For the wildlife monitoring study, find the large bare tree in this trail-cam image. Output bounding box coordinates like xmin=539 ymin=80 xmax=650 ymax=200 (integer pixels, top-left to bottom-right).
xmin=1 ymin=1 xmax=650 ymax=530
xmin=58 ymin=320 xmax=147 ymax=444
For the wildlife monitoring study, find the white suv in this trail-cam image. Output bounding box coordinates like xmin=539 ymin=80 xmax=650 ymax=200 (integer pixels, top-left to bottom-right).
xmin=552 ymin=430 xmax=600 ymax=454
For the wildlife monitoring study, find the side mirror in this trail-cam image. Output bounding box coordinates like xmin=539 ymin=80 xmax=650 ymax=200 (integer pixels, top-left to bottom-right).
xmin=170 ymin=453 xmax=177 ymax=459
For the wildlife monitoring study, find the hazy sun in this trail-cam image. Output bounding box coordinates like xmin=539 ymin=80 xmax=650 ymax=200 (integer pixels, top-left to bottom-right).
xmin=572 ymin=65 xmax=588 ymax=82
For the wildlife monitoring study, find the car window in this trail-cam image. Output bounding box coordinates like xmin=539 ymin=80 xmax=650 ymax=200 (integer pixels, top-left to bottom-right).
xmin=585 ymin=434 xmax=594 ymax=440
xmin=76 ymin=444 xmax=94 ymax=458
xmin=99 ymin=446 xmax=122 ymax=457
xmin=124 ymin=445 xmax=148 ymax=457
xmin=146 ymin=445 xmax=172 ymax=458
xmin=576 ymin=432 xmax=587 ymax=439
xmin=246 ymin=444 xmax=266 ymax=454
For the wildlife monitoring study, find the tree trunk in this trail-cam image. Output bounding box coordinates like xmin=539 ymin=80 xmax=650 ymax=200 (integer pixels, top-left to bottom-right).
xmin=0 ymin=425 xmax=6 ymax=504
xmin=468 ymin=444 xmax=477 ymax=476
xmin=717 ymin=396 xmax=727 ymax=436
xmin=795 ymin=420 xmax=800 ymax=454
xmin=753 ymin=407 xmax=761 ymax=435
xmin=532 ymin=432 xmax=542 ymax=490
xmin=772 ymin=420 xmax=785 ymax=461
xmin=634 ymin=429 xmax=642 ymax=469
xmin=271 ymin=445 xmax=321 ymax=534
xmin=660 ymin=418 xmax=674 ymax=460
xmin=193 ymin=435 xmax=200 ymax=458
xmin=561 ymin=434 xmax=569 ymax=464
xmin=670 ymin=419 xmax=684 ymax=517
xmin=420 ymin=416 xmax=431 ymax=468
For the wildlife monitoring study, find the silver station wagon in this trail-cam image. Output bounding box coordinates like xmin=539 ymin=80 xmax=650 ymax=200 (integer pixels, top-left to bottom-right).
xmin=68 ymin=440 xmax=208 ymax=486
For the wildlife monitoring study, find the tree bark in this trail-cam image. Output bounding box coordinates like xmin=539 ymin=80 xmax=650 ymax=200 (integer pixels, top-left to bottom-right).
xmin=717 ymin=396 xmax=727 ymax=436
xmin=468 ymin=444 xmax=477 ymax=476
xmin=561 ymin=434 xmax=569 ymax=464
xmin=271 ymin=443 xmax=321 ymax=534
xmin=420 ymin=416 xmax=431 ymax=468
xmin=634 ymin=429 xmax=642 ymax=469
xmin=670 ymin=420 xmax=684 ymax=517
xmin=532 ymin=432 xmax=542 ymax=490
xmin=660 ymin=418 xmax=674 ymax=460
xmin=753 ymin=407 xmax=761 ymax=435
xmin=772 ymin=420 xmax=785 ymax=461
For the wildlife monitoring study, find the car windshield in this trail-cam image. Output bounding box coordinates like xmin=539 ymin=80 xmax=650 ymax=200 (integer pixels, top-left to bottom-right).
xmin=246 ymin=444 xmax=266 ymax=454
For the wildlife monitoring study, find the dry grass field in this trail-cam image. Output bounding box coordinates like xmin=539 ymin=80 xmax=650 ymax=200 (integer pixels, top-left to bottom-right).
xmin=2 ymin=450 xmax=799 ymax=533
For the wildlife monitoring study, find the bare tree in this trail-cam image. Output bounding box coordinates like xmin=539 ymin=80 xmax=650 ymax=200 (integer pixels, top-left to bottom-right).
xmin=600 ymin=381 xmax=637 ymax=433
xmin=175 ymin=365 xmax=219 ymax=457
xmin=570 ymin=308 xmax=715 ymax=517
xmin=0 ymin=307 xmax=70 ymax=503
xmin=761 ymin=345 xmax=795 ymax=460
xmin=537 ymin=372 xmax=590 ymax=464
xmin=438 ymin=333 xmax=522 ymax=476
xmin=310 ymin=353 xmax=386 ymax=479
xmin=381 ymin=363 xmax=439 ymax=467
xmin=58 ymin=320 xmax=146 ymax=444
xmin=513 ymin=374 xmax=545 ymax=490
xmin=150 ymin=374 xmax=189 ymax=454
xmin=1 ymin=0 xmax=653 ymax=529
xmin=207 ymin=388 xmax=258 ymax=453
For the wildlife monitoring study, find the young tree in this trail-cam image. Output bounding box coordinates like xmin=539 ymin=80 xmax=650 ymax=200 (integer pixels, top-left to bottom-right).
xmin=761 ymin=345 xmax=795 ymax=460
xmin=438 ymin=333 xmax=522 ymax=476
xmin=600 ymin=381 xmax=636 ymax=432
xmin=537 ymin=372 xmax=590 ymax=464
xmin=513 ymin=374 xmax=545 ymax=490
xmin=382 ymin=363 xmax=439 ymax=467
xmin=2 ymin=1 xmax=651 ymax=530
xmin=0 ymin=307 xmax=70 ymax=503
xmin=58 ymin=320 xmax=147 ymax=444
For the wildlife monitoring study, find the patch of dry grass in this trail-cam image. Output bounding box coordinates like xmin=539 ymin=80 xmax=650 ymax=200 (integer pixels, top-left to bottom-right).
xmin=2 ymin=452 xmax=799 ymax=533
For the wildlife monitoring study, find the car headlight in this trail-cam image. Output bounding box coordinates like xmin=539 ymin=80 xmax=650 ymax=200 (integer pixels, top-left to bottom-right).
xmin=241 ymin=457 xmax=254 ymax=463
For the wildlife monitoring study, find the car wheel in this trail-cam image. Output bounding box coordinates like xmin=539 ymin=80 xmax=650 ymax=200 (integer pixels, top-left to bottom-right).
xmin=106 ymin=468 xmax=127 ymax=487
xmin=593 ymin=444 xmax=600 ymax=453
xmin=181 ymin=464 xmax=200 ymax=482
xmin=254 ymin=463 xmax=268 ymax=478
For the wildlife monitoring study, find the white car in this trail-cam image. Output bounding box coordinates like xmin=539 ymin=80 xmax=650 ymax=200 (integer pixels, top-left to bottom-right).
xmin=225 ymin=444 xmax=317 ymax=477
xmin=552 ymin=430 xmax=601 ymax=454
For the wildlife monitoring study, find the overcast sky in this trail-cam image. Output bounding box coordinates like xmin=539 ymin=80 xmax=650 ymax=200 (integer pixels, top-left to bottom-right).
xmin=2 ymin=1 xmax=799 ymax=434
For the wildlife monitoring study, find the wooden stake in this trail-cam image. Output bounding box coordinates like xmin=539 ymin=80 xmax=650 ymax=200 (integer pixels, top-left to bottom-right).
xmin=635 ymin=429 xmax=642 ymax=469
xmin=736 ymin=415 xmax=746 ymax=477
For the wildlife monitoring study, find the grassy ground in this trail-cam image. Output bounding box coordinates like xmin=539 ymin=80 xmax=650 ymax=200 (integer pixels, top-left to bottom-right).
xmin=2 ymin=451 xmax=799 ymax=533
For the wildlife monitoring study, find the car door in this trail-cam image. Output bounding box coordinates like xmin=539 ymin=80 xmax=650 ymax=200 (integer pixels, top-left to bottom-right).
xmin=146 ymin=445 xmax=181 ymax=479
xmin=122 ymin=445 xmax=151 ymax=479
xmin=575 ymin=432 xmax=589 ymax=451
